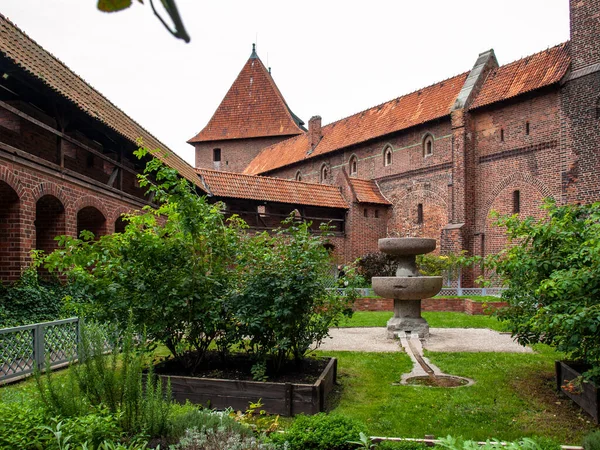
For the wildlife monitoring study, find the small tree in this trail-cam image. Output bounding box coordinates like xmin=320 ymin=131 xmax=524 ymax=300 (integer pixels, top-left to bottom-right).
xmin=489 ymin=199 xmax=600 ymax=383
xmin=45 ymin=149 xmax=243 ymax=369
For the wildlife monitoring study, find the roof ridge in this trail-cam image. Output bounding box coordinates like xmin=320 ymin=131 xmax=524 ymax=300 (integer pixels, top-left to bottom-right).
xmin=491 ymin=41 xmax=569 ymax=72
xmin=196 ymin=167 xmax=342 ymax=190
xmin=0 ymin=14 xmax=190 ymax=170
xmin=322 ymin=70 xmax=470 ymax=128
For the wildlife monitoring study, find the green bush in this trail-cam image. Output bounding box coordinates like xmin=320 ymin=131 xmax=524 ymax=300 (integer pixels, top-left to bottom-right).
xmin=169 ymin=403 xmax=252 ymax=441
xmin=0 ymin=268 xmax=65 ymax=327
xmin=489 ymin=200 xmax=600 ymax=383
xmin=0 ymin=399 xmax=49 ymax=449
xmin=583 ymin=431 xmax=600 ymax=450
xmin=171 ymin=427 xmax=279 ymax=450
xmin=271 ymin=413 xmax=366 ymax=450
xmin=376 ymin=441 xmax=428 ymax=450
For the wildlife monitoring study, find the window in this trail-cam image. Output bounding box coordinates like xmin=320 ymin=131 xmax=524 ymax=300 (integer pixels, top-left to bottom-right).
xmin=500 ymin=128 xmax=504 ymax=142
xmin=417 ymin=203 xmax=424 ymax=224
xmin=423 ymin=134 xmax=434 ymax=157
xmin=363 ymin=208 xmax=368 ymax=218
xmin=295 ymin=170 xmax=302 ymax=181
xmin=213 ymin=148 xmax=221 ymax=162
xmin=384 ymin=146 xmax=393 ymax=166
xmin=513 ymin=190 xmax=520 ymax=213
xmin=374 ymin=209 xmax=379 ymax=218
xmin=596 ymin=97 xmax=600 ymax=119
xmin=86 ymin=153 xmax=94 ymax=168
xmin=525 ymin=122 xmax=530 ymax=135
xmin=349 ymin=155 xmax=358 ymax=176
xmin=320 ymin=164 xmax=329 ymax=183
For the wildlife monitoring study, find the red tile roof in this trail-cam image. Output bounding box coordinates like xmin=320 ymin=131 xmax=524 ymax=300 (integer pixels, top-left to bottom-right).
xmin=347 ymin=178 xmax=391 ymax=205
xmin=0 ymin=14 xmax=205 ymax=191
xmin=243 ymin=72 xmax=469 ymax=175
xmin=469 ymin=42 xmax=570 ymax=110
xmin=188 ymin=50 xmax=305 ymax=143
xmin=196 ymin=168 xmax=348 ymax=209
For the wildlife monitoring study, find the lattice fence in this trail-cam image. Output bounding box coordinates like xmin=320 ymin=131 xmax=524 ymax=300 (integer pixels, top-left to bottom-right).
xmin=0 ymin=317 xmax=79 ymax=384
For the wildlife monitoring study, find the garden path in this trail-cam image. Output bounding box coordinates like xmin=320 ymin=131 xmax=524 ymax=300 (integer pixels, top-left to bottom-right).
xmin=315 ymin=327 xmax=533 ymax=353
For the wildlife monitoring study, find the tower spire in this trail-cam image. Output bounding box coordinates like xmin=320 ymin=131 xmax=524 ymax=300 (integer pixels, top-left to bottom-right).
xmin=250 ymin=43 xmax=258 ymax=59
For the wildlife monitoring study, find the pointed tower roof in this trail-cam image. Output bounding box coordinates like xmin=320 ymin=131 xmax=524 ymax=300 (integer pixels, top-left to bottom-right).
xmin=188 ymin=45 xmax=305 ymax=144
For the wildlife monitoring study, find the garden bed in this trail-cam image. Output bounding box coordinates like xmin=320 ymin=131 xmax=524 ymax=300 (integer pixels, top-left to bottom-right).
xmin=556 ymin=360 xmax=600 ymax=424
xmin=153 ymin=355 xmax=337 ymax=416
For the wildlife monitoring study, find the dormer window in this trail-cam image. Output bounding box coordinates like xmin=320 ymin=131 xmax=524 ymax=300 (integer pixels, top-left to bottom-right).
xmin=384 ymin=146 xmax=393 ymax=166
xmin=349 ymin=155 xmax=358 ymax=176
xmin=423 ymin=134 xmax=434 ymax=157
xmin=320 ymin=164 xmax=329 ymax=184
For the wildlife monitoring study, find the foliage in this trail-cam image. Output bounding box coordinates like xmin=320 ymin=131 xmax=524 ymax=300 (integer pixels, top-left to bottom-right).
xmin=583 ymin=431 xmax=600 ymax=450
xmin=270 ymin=413 xmax=366 ymax=450
xmin=487 ymin=200 xmax=600 ymax=383
xmin=230 ymin=399 xmax=280 ymax=434
xmin=35 ymin=321 xmax=172 ymax=436
xmin=0 ymin=398 xmax=49 ymax=449
xmin=229 ymin=218 xmax=355 ymax=374
xmin=170 ymin=426 xmax=279 ymax=450
xmin=356 ymin=251 xmax=479 ymax=283
xmin=437 ymin=436 xmax=543 ymax=450
xmin=97 ymin=0 xmax=190 ymax=43
xmin=45 ymin=150 xmax=244 ymax=370
xmin=0 ymin=267 xmax=69 ymax=327
xmin=347 ymin=431 xmax=376 ymax=449
xmin=168 ymin=402 xmax=253 ymax=442
xmin=376 ymin=441 xmax=428 ymax=450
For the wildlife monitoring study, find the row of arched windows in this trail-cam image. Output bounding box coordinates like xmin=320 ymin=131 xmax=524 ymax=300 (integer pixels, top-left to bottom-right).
xmin=295 ymin=133 xmax=436 ymax=183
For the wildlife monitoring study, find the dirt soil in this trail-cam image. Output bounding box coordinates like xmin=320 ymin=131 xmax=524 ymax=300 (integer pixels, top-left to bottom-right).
xmin=154 ymin=351 xmax=328 ymax=384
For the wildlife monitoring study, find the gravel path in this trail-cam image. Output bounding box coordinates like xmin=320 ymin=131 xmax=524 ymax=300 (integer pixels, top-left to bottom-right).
xmin=314 ymin=327 xmax=532 ymax=353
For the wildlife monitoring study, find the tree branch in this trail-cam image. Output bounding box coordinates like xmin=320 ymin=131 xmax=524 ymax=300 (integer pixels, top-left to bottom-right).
xmin=149 ymin=0 xmax=190 ymax=43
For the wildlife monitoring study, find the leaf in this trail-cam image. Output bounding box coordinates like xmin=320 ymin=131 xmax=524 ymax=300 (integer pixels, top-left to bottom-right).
xmin=97 ymin=0 xmax=133 ymax=12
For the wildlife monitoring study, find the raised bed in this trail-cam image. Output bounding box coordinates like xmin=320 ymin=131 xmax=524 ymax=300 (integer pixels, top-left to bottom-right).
xmin=556 ymin=360 xmax=599 ymax=423
xmin=155 ymin=357 xmax=337 ymax=416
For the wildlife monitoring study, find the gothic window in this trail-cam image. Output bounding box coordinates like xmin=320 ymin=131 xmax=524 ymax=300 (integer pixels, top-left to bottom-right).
xmin=320 ymin=164 xmax=329 ymax=183
xmin=417 ymin=203 xmax=424 ymax=224
xmin=295 ymin=170 xmax=302 ymax=181
xmin=384 ymin=146 xmax=393 ymax=166
xmin=423 ymin=134 xmax=434 ymax=157
xmin=513 ymin=190 xmax=521 ymax=213
xmin=349 ymin=155 xmax=358 ymax=176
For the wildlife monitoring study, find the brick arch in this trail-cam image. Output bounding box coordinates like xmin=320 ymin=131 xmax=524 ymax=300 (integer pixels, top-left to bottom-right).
xmin=389 ymin=183 xmax=448 ymax=208
xmin=0 ymin=166 xmax=26 ymax=199
xmin=477 ymin=172 xmax=556 ymax=232
xmin=108 ymin=205 xmax=133 ymax=225
xmin=72 ymin=195 xmax=110 ymax=220
xmin=31 ymin=182 xmax=69 ymax=209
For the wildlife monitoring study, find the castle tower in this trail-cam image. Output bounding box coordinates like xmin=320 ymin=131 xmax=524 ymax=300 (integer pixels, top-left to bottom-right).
xmin=188 ymin=44 xmax=305 ymax=173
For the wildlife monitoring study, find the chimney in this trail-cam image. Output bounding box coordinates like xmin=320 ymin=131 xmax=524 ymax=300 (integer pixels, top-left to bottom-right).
xmin=308 ymin=115 xmax=322 ymax=151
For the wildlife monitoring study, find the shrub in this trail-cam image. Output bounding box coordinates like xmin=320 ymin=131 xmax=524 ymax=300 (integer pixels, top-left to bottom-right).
xmin=376 ymin=441 xmax=428 ymax=450
xmin=271 ymin=413 xmax=366 ymax=450
xmin=0 ymin=399 xmax=49 ymax=449
xmin=489 ymin=200 xmax=600 ymax=383
xmin=169 ymin=403 xmax=253 ymax=442
xmin=0 ymin=268 xmax=65 ymax=327
xmin=171 ymin=427 xmax=279 ymax=450
xmin=583 ymin=431 xmax=600 ymax=450
xmin=437 ymin=436 xmax=542 ymax=450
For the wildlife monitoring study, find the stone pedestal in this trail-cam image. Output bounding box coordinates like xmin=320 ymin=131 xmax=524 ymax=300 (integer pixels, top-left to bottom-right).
xmin=387 ymin=299 xmax=429 ymax=338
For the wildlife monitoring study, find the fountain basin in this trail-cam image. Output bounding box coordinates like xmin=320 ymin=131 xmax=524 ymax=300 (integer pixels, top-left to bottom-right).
xmin=372 ymin=276 xmax=443 ymax=300
xmin=378 ymin=238 xmax=436 ymax=256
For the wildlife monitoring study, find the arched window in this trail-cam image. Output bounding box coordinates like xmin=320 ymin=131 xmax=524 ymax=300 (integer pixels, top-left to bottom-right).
xmin=417 ymin=203 xmax=424 ymax=224
xmin=349 ymin=155 xmax=358 ymax=176
xmin=513 ymin=190 xmax=521 ymax=214
xmin=320 ymin=164 xmax=329 ymax=184
xmin=423 ymin=134 xmax=434 ymax=157
xmin=383 ymin=146 xmax=393 ymax=166
xmin=295 ymin=170 xmax=302 ymax=181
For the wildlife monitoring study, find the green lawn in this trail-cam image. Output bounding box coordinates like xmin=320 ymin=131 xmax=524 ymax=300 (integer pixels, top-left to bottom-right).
xmin=316 ymin=346 xmax=596 ymax=444
xmin=338 ymin=311 xmax=509 ymax=331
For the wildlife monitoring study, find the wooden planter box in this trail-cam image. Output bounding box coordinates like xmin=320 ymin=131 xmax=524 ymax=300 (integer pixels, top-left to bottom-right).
xmin=155 ymin=357 xmax=337 ymax=417
xmin=556 ymin=360 xmax=600 ymax=423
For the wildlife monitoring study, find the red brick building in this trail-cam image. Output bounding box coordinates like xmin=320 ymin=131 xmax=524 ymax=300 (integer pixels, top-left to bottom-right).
xmin=193 ymin=0 xmax=600 ymax=279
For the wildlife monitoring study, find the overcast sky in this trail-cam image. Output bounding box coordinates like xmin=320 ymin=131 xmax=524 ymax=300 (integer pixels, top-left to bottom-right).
xmin=2 ymin=1 xmax=570 ymax=165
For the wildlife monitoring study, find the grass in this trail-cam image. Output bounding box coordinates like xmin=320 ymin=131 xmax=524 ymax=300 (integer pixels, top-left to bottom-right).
xmin=338 ymin=311 xmax=509 ymax=331
xmin=317 ymin=346 xmax=596 ymax=444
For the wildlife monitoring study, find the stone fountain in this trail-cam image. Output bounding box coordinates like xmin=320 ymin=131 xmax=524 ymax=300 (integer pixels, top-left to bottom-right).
xmin=372 ymin=238 xmax=442 ymax=339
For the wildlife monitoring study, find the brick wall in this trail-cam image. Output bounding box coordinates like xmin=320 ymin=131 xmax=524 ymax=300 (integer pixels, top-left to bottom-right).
xmin=353 ymin=297 xmax=507 ymax=315
xmin=194 ymin=135 xmax=293 ymax=173
xmin=0 ymin=158 xmax=146 ymax=282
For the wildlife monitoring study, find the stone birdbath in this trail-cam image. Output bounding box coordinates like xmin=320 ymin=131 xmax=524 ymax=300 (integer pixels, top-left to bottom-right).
xmin=372 ymin=238 xmax=442 ymax=339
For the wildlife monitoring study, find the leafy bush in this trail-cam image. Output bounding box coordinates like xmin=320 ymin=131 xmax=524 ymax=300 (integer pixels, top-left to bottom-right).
xmin=583 ymin=431 xmax=600 ymax=450
xmin=270 ymin=413 xmax=366 ymax=450
xmin=488 ymin=200 xmax=600 ymax=383
xmin=356 ymin=252 xmax=402 ymax=283
xmin=230 ymin=220 xmax=355 ymax=374
xmin=169 ymin=403 xmax=253 ymax=442
xmin=0 ymin=268 xmax=66 ymax=327
xmin=437 ymin=436 xmax=542 ymax=450
xmin=376 ymin=441 xmax=428 ymax=450
xmin=0 ymin=398 xmax=49 ymax=449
